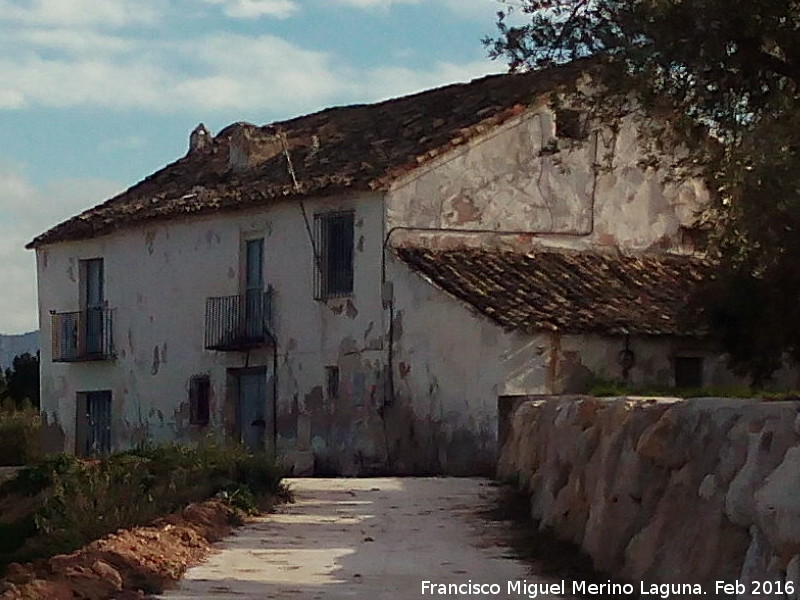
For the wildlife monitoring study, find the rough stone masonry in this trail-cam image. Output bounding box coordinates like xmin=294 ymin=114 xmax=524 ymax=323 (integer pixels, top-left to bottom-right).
xmin=498 ymin=396 xmax=800 ymax=599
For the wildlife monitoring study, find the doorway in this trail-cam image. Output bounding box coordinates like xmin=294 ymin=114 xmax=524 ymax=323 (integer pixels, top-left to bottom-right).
xmin=76 ymin=390 xmax=112 ymax=457
xmin=233 ymin=368 xmax=275 ymax=453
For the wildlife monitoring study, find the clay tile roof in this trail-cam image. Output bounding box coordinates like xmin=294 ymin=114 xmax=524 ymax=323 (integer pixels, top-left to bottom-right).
xmin=27 ymin=61 xmax=593 ymax=249
xmin=397 ymin=247 xmax=712 ymax=337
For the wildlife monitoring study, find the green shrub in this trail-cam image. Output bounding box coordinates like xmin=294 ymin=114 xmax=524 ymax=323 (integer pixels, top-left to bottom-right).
xmin=215 ymin=485 xmax=258 ymax=514
xmin=586 ymin=376 xmax=791 ymax=400
xmin=235 ymin=453 xmax=285 ymax=497
xmin=0 ymin=442 xmax=287 ymax=569
xmin=0 ymin=454 xmax=82 ymax=497
xmin=0 ymin=403 xmax=42 ymax=466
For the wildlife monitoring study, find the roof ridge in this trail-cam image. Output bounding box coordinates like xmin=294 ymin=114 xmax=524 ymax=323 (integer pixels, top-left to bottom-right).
xmin=28 ymin=60 xmax=596 ymax=248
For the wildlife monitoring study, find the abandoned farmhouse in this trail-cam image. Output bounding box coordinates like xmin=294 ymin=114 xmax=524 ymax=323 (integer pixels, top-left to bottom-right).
xmin=28 ymin=62 xmax=763 ymax=476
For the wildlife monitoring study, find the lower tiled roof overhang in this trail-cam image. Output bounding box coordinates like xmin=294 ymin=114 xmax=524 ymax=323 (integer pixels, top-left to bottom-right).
xmin=397 ymin=247 xmax=712 ymax=337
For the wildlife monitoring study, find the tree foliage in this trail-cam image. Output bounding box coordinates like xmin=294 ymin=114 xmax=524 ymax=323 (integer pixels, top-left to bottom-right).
xmin=4 ymin=352 xmax=40 ymax=409
xmin=486 ymin=0 xmax=800 ymax=384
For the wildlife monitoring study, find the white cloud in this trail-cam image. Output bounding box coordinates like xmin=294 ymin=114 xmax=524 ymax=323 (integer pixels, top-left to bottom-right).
xmin=201 ymin=0 xmax=299 ymax=19
xmin=0 ymin=28 xmax=342 ymax=112
xmin=170 ymin=34 xmax=344 ymax=111
xmin=0 ymin=26 xmax=499 ymax=114
xmin=15 ymin=28 xmax=136 ymax=55
xmin=0 ymin=55 xmax=168 ymax=110
xmin=0 ymin=89 xmax=25 ymax=110
xmin=0 ymin=0 xmax=159 ymax=28
xmin=355 ymin=60 xmax=501 ymax=102
xmin=330 ymin=0 xmax=502 ymax=20
xmin=333 ymin=0 xmax=420 ymax=7
xmin=0 ymin=161 xmax=123 ymax=333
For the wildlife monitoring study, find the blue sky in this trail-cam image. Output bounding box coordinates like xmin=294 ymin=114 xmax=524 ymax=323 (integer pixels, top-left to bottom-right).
xmin=0 ymin=0 xmax=512 ymax=334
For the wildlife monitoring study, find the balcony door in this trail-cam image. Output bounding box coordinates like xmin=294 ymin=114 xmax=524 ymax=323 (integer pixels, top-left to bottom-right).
xmin=82 ymin=258 xmax=104 ymax=355
xmin=244 ymin=239 xmax=263 ymax=341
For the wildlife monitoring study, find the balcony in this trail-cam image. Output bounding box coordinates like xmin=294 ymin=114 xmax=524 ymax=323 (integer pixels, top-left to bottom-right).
xmin=205 ymin=288 xmax=274 ymax=351
xmin=51 ymin=308 xmax=115 ymax=362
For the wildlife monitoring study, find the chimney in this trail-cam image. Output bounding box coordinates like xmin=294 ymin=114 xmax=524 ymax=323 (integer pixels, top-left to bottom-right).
xmin=189 ymin=123 xmax=212 ymax=152
xmin=228 ymin=125 xmax=284 ymax=173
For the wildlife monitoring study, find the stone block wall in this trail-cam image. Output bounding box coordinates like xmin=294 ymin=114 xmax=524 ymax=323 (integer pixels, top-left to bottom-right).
xmin=498 ymin=396 xmax=800 ymax=597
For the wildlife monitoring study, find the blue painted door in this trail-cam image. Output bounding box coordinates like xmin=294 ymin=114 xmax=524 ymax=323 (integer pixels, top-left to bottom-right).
xmin=84 ymin=259 xmax=104 ymax=354
xmin=237 ymin=371 xmax=274 ymax=452
xmin=244 ymin=239 xmax=264 ymax=341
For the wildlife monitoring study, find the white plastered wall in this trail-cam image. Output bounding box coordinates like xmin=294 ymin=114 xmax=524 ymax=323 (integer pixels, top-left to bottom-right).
xmin=36 ymin=192 xmax=388 ymax=472
xmin=386 ymin=104 xmax=707 ymax=254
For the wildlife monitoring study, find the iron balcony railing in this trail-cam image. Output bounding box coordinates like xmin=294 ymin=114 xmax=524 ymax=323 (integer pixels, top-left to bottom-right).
xmin=51 ymin=308 xmax=115 ymax=362
xmin=205 ymin=288 xmax=274 ymax=351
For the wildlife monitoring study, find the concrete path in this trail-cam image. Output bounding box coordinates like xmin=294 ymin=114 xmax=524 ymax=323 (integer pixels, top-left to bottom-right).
xmin=159 ymin=478 xmax=571 ymax=599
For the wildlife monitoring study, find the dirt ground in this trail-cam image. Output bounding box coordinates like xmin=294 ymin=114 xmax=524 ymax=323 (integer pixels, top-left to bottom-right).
xmin=0 ymin=478 xmax=600 ymax=600
xmin=158 ymin=478 xmax=576 ymax=600
xmin=0 ymin=500 xmax=236 ymax=600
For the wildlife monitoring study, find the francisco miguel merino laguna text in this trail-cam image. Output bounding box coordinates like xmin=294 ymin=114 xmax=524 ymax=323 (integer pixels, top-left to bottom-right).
xmin=421 ymin=579 xmax=707 ymax=598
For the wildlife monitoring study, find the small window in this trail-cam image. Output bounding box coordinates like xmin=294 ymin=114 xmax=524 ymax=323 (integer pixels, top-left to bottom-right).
xmin=555 ymin=109 xmax=586 ymax=141
xmin=189 ymin=375 xmax=211 ymax=426
xmin=314 ymin=212 xmax=354 ymax=299
xmin=674 ymin=357 xmax=703 ymax=389
xmin=680 ymin=226 xmax=709 ymax=253
xmin=325 ymin=366 xmax=340 ymax=400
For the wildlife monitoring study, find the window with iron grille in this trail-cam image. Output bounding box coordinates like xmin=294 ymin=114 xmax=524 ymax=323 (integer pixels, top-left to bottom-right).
xmin=189 ymin=375 xmax=211 ymax=426
xmin=314 ymin=211 xmax=354 ymax=299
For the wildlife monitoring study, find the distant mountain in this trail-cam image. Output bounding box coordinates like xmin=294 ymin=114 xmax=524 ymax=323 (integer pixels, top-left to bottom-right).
xmin=0 ymin=331 xmax=39 ymax=370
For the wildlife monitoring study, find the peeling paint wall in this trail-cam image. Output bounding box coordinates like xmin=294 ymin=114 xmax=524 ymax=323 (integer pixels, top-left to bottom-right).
xmin=372 ymin=103 xmax=723 ymax=473
xmin=37 ymin=193 xmax=389 ymax=475
xmin=386 ymin=256 xmax=776 ymax=473
xmin=385 ymin=106 xmax=706 ymax=254
xmin=386 ymin=255 xmax=505 ymax=475
xmin=503 ymin=332 xmax=796 ymax=395
xmin=36 ymin=102 xmax=723 ymax=476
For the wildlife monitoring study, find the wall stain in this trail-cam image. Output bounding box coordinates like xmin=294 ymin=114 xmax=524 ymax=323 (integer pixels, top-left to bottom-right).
xmin=392 ymin=310 xmax=404 ymax=340
xmin=40 ymin=413 xmax=66 ymax=454
xmin=151 ymin=346 xmax=160 ymax=375
xmin=399 ymin=362 xmax=411 ymax=378
xmin=451 ymin=196 xmax=481 ymax=224
xmin=346 ymin=299 xmax=358 ymax=319
xmin=145 ymin=230 xmax=156 ymax=255
xmin=205 ymin=230 xmax=221 ymax=246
